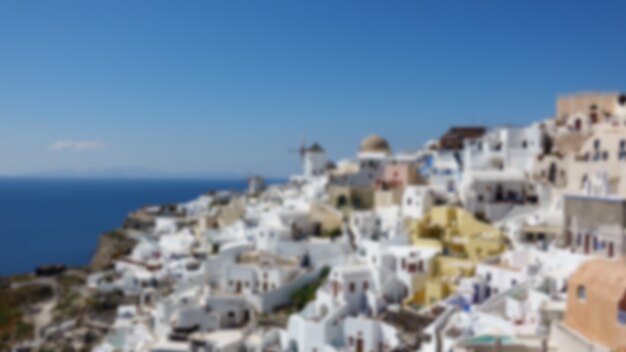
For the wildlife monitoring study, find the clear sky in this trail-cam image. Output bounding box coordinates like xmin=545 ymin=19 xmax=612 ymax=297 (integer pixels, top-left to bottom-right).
xmin=1 ymin=0 xmax=625 ymax=178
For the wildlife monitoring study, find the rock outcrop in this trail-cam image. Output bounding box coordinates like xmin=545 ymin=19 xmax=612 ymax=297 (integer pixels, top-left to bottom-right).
xmin=89 ymin=230 xmax=136 ymax=272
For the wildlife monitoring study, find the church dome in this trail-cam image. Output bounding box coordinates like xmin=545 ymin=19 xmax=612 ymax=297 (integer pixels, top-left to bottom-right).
xmin=359 ymin=134 xmax=391 ymax=154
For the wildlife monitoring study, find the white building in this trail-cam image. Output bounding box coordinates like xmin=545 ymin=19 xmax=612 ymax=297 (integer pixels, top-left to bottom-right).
xmin=460 ymin=169 xmax=536 ymax=222
xmin=427 ymin=149 xmax=462 ymax=194
xmin=284 ymin=263 xmax=385 ymax=352
xmin=401 ymin=185 xmax=435 ymax=220
xmin=343 ymin=316 xmax=400 ymax=352
xmin=349 ymin=206 xmax=403 ymax=243
xmin=222 ymin=251 xmax=303 ymax=295
xmin=463 ymin=124 xmax=543 ymax=174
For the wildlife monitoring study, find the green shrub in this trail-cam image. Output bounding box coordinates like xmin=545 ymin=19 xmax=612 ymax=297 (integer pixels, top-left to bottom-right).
xmin=290 ymin=266 xmax=331 ymax=310
xmin=322 ymin=227 xmax=342 ymax=239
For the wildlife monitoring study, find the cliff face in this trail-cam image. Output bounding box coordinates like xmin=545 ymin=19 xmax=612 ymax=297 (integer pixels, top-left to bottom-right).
xmin=89 ymin=230 xmax=136 ymax=272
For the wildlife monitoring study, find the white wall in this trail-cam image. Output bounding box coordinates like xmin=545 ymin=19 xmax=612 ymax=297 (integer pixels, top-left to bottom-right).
xmin=248 ymin=269 xmax=321 ymax=313
xmin=401 ymin=186 xmax=433 ymax=220
xmin=305 ymin=151 xmax=327 ymax=178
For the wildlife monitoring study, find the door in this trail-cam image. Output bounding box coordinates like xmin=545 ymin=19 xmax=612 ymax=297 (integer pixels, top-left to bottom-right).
xmin=609 ymin=242 xmax=615 ymax=258
xmin=584 ymin=234 xmax=591 ymax=254
xmin=495 ymin=184 xmax=504 ymax=202
xmin=356 ymin=338 xmax=364 ymax=352
xmin=472 ymin=284 xmax=480 ymax=303
xmin=549 ymin=162 xmax=557 ymax=183
xmin=566 ymin=231 xmax=572 ymax=246
xmin=332 ymin=281 xmax=340 ymax=297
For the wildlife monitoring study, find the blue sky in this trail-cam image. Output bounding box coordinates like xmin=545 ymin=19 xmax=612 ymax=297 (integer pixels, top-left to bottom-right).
xmin=1 ymin=0 xmax=625 ymax=178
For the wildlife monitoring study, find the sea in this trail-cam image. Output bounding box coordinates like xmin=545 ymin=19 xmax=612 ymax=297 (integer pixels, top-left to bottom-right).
xmin=0 ymin=177 xmax=275 ymax=277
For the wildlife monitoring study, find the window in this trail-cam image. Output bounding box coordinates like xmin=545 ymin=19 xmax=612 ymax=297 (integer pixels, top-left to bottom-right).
xmin=408 ymin=263 xmax=417 ymax=273
xmin=363 ymin=281 xmax=369 ymax=290
xmin=593 ymin=152 xmax=601 ymax=162
xmin=349 ymin=282 xmax=355 ymax=293
xmin=593 ymin=236 xmax=599 ymax=251
xmin=619 ymin=140 xmax=626 ymax=160
xmin=577 ymin=285 xmax=586 ymax=301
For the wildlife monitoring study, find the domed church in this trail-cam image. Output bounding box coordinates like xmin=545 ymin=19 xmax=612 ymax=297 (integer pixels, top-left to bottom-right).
xmin=359 ymin=134 xmax=392 ymax=156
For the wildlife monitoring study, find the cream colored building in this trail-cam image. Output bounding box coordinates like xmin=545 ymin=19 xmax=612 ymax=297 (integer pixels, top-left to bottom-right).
xmin=556 ymin=92 xmax=626 ymax=131
xmin=536 ymin=93 xmax=626 ymax=191
xmin=534 ymin=123 xmax=626 ymax=197
xmin=566 ymin=124 xmax=626 ymax=196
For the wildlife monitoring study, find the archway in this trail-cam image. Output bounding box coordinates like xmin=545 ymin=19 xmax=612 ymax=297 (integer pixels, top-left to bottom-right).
xmin=549 ymin=162 xmax=557 ymax=183
xmin=337 ymin=195 xmax=348 ymax=208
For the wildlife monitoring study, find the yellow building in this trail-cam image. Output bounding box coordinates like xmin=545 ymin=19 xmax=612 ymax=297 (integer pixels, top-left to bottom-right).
xmin=406 ymin=207 xmax=506 ymax=306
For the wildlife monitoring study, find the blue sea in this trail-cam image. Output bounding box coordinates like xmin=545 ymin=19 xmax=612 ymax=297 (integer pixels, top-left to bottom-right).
xmin=0 ymin=178 xmax=267 ymax=276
